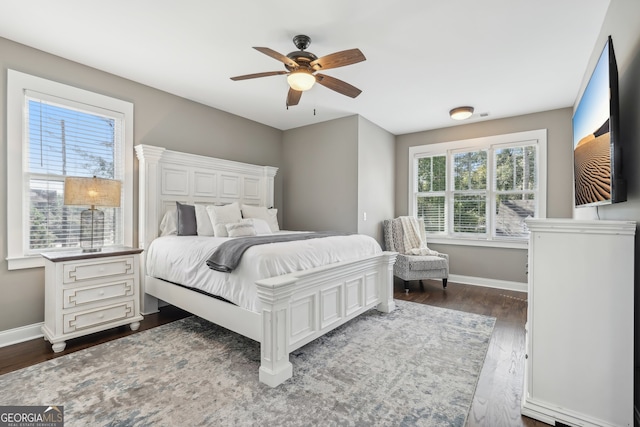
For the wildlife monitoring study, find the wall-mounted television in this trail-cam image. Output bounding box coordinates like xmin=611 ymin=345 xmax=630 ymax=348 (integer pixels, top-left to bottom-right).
xmin=572 ymin=35 xmax=626 ymax=207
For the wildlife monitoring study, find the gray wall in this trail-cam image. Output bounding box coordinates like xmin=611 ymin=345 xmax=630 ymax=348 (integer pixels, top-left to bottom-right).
xmin=395 ymin=108 xmax=574 ymax=283
xmin=578 ymin=0 xmax=640 ymax=416
xmin=357 ymin=116 xmax=395 ymax=244
xmin=0 ymin=37 xmax=283 ymax=332
xmin=281 ymin=115 xmax=395 ymax=245
xmin=281 ymin=116 xmax=359 ymax=233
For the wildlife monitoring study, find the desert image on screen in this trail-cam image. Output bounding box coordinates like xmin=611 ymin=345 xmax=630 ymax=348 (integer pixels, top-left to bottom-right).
xmin=574 ymin=118 xmax=611 ymax=205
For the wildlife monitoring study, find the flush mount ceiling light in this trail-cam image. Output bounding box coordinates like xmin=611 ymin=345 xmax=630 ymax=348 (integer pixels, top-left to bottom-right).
xmin=286 ymin=69 xmax=316 ymax=91
xmin=449 ymin=106 xmax=474 ymax=120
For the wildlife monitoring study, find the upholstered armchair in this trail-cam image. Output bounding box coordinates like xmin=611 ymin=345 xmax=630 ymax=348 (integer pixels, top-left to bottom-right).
xmin=383 ymin=217 xmax=449 ymax=293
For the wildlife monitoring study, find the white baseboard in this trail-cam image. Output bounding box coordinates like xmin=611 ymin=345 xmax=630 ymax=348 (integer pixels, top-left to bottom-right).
xmin=449 ymin=274 xmax=527 ymax=293
xmin=0 ymin=322 xmax=44 ymax=348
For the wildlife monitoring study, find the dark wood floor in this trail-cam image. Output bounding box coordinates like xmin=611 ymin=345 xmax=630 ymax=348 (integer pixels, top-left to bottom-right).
xmin=0 ymin=279 xmax=544 ymax=426
xmin=394 ymin=279 xmax=544 ymax=427
xmin=0 ymin=304 xmax=191 ymax=376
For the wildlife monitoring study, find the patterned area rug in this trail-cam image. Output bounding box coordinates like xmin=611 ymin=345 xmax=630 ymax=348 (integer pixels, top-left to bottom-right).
xmin=0 ymin=301 xmax=495 ymax=426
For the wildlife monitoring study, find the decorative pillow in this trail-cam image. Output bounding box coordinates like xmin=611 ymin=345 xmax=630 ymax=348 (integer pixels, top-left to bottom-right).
xmin=225 ymin=221 xmax=257 ymax=238
xmin=241 ymin=204 xmax=280 ymax=233
xmin=206 ymin=202 xmax=243 ymax=237
xmin=159 ymin=209 xmax=178 ymax=236
xmin=242 ymin=218 xmax=272 ymax=235
xmin=176 ymin=202 xmax=197 ymax=236
xmin=195 ymin=204 xmax=215 ymax=236
xmin=267 ymin=208 xmax=280 ymax=232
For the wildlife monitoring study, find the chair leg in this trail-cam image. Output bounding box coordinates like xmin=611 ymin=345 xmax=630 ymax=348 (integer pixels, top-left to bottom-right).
xmin=442 ymin=278 xmax=448 ymax=289
xmin=419 ymin=280 xmax=425 ymax=290
xmin=404 ymin=280 xmax=409 ymax=294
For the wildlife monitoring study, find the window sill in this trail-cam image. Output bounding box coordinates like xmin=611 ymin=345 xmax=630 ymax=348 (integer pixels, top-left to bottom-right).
xmin=7 ymin=255 xmax=45 ymax=270
xmin=426 ymin=237 xmax=528 ymax=250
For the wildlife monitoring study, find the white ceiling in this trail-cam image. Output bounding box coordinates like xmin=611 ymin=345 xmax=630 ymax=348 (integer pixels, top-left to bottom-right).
xmin=0 ymin=1 xmax=611 ymax=135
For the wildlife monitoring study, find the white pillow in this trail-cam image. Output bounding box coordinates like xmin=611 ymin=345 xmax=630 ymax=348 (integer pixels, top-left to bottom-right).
xmin=242 ymin=218 xmax=272 ymax=235
xmin=267 ymin=208 xmax=280 ymax=232
xmin=226 ymin=221 xmax=257 ymax=237
xmin=241 ymin=204 xmax=280 ymax=232
xmin=206 ymin=202 xmax=243 ymax=237
xmin=159 ymin=210 xmax=178 ymax=236
xmin=195 ymin=204 xmax=215 ymax=236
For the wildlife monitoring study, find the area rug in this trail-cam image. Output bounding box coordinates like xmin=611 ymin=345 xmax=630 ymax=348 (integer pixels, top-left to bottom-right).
xmin=0 ymin=301 xmax=495 ymax=426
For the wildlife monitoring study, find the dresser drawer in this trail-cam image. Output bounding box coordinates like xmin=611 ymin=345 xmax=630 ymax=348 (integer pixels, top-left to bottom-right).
xmin=63 ymin=279 xmax=135 ymax=309
xmin=63 ymin=257 xmax=135 ymax=284
xmin=63 ymin=301 xmax=136 ymax=333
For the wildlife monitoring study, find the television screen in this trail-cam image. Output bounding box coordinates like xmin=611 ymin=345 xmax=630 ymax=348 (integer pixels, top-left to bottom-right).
xmin=572 ymin=36 xmax=625 ymax=207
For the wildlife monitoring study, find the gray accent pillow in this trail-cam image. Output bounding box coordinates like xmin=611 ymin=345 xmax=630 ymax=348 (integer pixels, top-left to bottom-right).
xmin=176 ymin=202 xmax=197 ymax=236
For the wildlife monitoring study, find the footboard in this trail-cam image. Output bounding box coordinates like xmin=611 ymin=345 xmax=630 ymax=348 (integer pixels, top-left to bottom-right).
xmin=255 ymin=251 xmax=397 ymax=387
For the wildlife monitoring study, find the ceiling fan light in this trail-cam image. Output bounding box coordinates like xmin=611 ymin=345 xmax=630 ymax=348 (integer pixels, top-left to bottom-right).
xmin=449 ymin=106 xmax=474 ymax=120
xmin=287 ymin=70 xmax=316 ymax=91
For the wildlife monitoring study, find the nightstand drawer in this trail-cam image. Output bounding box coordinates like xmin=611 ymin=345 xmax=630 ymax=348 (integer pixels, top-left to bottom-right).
xmin=63 ymin=279 xmax=135 ymax=308
xmin=63 ymin=301 xmax=136 ymax=333
xmin=63 ymin=257 xmax=135 ymax=284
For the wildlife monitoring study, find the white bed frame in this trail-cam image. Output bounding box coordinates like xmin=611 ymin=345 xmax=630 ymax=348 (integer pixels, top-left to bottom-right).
xmin=135 ymin=144 xmax=397 ymax=387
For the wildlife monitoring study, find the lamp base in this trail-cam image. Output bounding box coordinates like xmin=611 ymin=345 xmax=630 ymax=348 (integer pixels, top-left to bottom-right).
xmin=80 ymin=208 xmax=105 ymax=252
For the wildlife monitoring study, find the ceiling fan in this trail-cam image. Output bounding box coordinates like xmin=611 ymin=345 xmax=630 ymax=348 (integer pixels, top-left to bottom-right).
xmin=230 ymin=35 xmax=366 ymax=107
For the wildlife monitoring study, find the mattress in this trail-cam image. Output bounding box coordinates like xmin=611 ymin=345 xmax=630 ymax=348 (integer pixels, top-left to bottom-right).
xmin=145 ymin=232 xmax=382 ymax=313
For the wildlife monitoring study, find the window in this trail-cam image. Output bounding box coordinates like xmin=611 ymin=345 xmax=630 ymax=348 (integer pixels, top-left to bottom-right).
xmin=416 ymin=155 xmax=446 ymax=233
xmin=7 ymin=70 xmax=134 ymax=269
xmin=452 ymin=149 xmax=488 ymax=235
xmin=409 ymin=130 xmax=546 ymax=248
xmin=493 ymin=145 xmax=537 ymax=238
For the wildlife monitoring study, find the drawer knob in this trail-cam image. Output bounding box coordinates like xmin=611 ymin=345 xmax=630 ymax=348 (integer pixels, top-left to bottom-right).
xmin=99 ymin=291 xmax=105 ymax=296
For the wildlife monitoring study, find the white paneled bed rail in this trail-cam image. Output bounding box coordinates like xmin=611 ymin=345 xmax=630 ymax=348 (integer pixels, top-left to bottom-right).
xmin=135 ymin=145 xmax=397 ymax=387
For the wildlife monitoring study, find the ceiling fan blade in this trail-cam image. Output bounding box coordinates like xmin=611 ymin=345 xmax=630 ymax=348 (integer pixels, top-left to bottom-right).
xmin=254 ymin=47 xmax=299 ymax=68
xmin=286 ymin=88 xmax=302 ymax=106
xmin=310 ymin=48 xmax=366 ymax=71
xmin=315 ymin=74 xmax=362 ymax=98
xmin=230 ymin=71 xmax=288 ymax=81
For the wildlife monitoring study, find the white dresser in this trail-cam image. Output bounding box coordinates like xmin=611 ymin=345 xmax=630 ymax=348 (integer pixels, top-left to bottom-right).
xmin=41 ymin=247 xmax=144 ymax=352
xmin=522 ymin=219 xmax=635 ymax=427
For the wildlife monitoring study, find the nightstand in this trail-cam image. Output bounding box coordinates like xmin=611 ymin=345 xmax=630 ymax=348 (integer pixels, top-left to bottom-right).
xmin=41 ymin=247 xmax=144 ymax=352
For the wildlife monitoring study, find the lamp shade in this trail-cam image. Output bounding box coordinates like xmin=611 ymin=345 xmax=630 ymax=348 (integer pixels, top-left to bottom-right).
xmin=449 ymin=106 xmax=474 ymax=120
xmin=287 ymin=70 xmax=316 ymax=91
xmin=64 ymin=176 xmax=121 ymax=208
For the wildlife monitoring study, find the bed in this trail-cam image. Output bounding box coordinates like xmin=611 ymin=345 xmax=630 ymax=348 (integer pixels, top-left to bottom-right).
xmin=135 ymin=144 xmax=397 ymax=387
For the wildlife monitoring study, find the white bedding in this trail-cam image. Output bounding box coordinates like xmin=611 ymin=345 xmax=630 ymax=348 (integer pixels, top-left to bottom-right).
xmin=146 ymin=232 xmax=382 ymax=313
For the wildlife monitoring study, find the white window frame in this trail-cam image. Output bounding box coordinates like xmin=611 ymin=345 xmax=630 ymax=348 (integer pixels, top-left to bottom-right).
xmin=7 ymin=70 xmax=134 ymax=270
xmin=408 ymin=129 xmax=547 ymax=249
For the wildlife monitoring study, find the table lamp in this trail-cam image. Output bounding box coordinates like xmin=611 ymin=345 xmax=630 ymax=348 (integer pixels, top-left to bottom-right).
xmin=64 ymin=176 xmax=121 ymax=252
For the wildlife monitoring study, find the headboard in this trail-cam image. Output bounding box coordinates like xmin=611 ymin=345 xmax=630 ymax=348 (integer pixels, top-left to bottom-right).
xmin=134 ymin=144 xmax=278 ymax=251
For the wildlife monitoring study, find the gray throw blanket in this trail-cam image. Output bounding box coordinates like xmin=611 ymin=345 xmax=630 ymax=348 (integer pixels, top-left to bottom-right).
xmin=206 ymin=232 xmax=345 ymax=273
